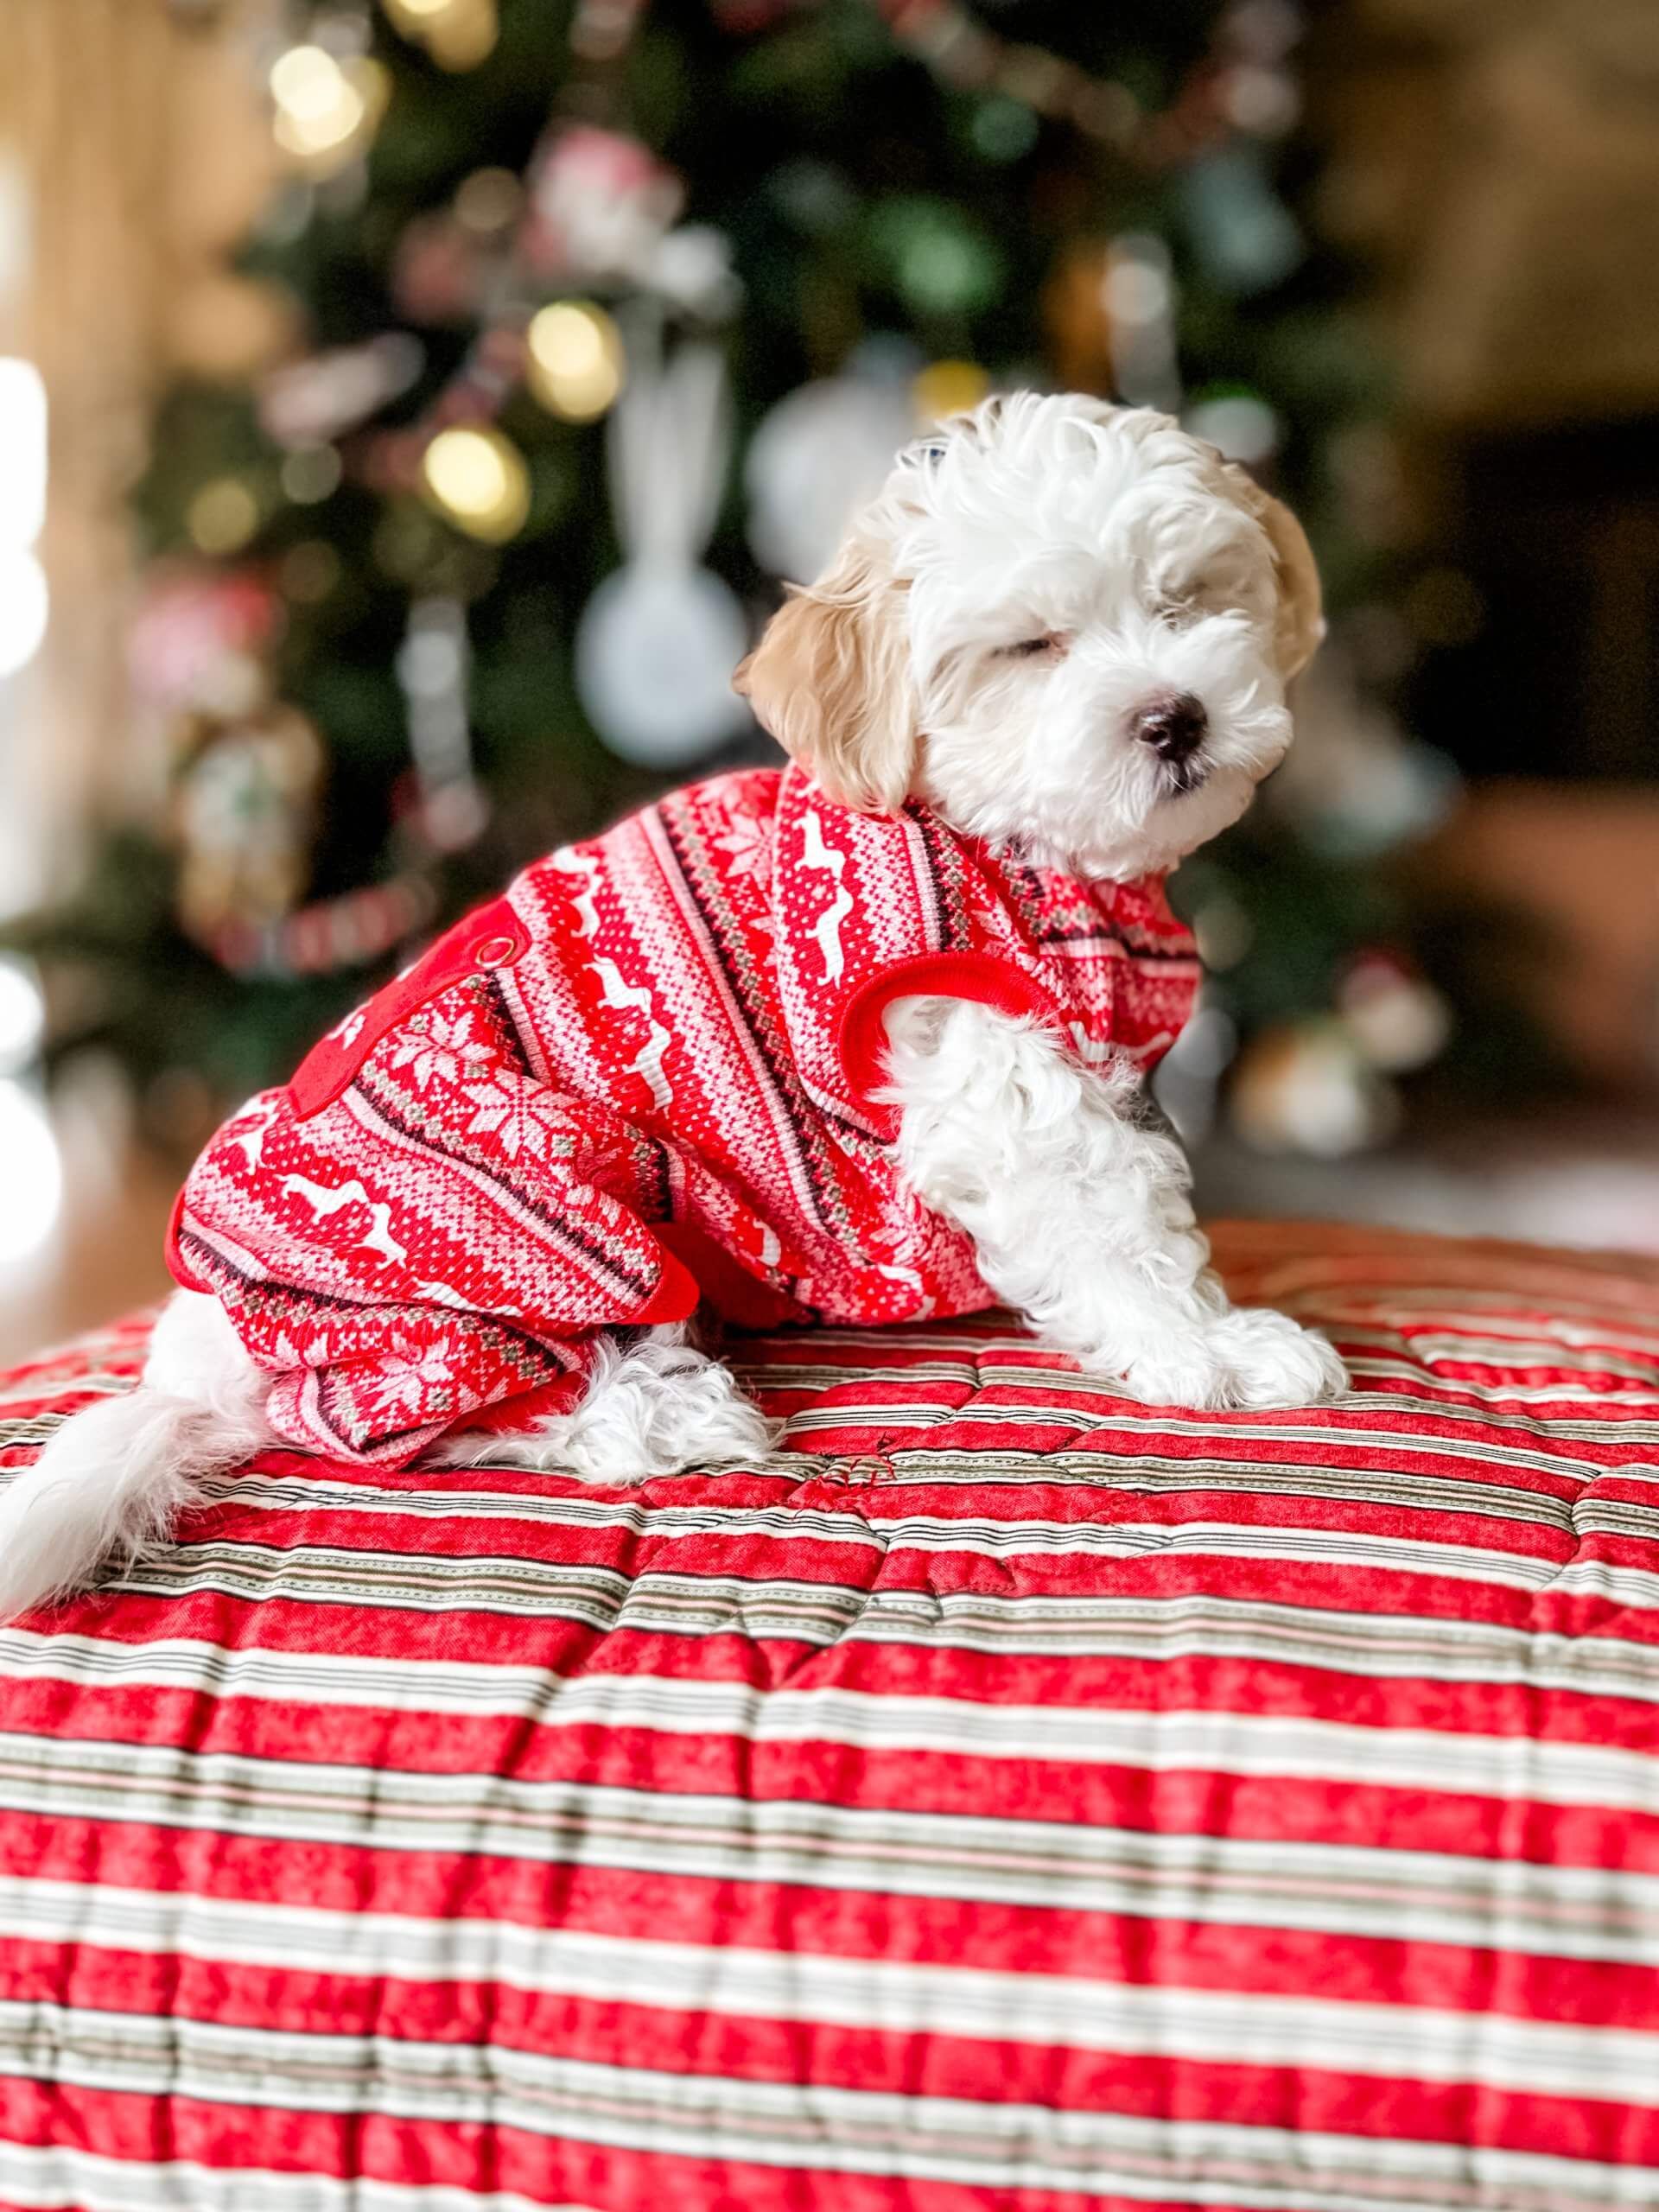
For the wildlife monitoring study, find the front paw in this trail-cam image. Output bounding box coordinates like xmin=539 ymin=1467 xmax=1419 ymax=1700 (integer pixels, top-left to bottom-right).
xmin=1109 ymin=1306 xmax=1347 ymax=1412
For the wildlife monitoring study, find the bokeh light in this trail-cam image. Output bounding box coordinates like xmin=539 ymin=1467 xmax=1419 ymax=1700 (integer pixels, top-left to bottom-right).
xmin=526 ymin=302 xmax=626 ymax=423
xmin=422 ymin=425 xmax=531 ymax=543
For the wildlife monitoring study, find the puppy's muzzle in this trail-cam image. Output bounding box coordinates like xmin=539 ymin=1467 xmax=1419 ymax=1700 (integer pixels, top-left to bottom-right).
xmin=1131 ymin=691 xmax=1208 ymax=794
xmin=1131 ymin=690 xmax=1207 ymax=766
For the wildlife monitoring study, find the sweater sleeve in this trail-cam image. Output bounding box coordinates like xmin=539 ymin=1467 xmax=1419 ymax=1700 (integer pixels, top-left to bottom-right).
xmin=168 ymin=953 xmax=697 ymax=1468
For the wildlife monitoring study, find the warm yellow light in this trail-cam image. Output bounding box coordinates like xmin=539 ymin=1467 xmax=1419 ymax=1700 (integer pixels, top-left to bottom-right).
xmin=912 ymin=359 xmax=990 ymax=425
xmin=383 ymin=0 xmax=497 ymax=69
xmin=187 ymin=478 xmax=261 ymax=556
xmin=427 ymin=0 xmax=498 ymax=69
xmin=421 ymin=425 xmax=530 ymax=543
xmin=270 ymin=47 xmax=386 ymax=169
xmin=526 ymin=301 xmax=625 ymax=423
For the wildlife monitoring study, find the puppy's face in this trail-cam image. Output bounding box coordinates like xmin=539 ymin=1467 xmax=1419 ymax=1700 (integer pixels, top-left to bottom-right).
xmin=736 ymin=394 xmax=1323 ymax=880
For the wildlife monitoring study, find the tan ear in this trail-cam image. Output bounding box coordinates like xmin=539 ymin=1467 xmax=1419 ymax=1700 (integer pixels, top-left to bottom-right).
xmin=1247 ymin=483 xmax=1325 ymax=682
xmin=733 ymin=538 xmax=918 ymax=813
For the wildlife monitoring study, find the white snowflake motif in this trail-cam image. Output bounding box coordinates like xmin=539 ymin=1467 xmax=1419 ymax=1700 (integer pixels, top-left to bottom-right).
xmin=713 ymin=806 xmax=772 ymax=891
xmin=391 ymin=1004 xmax=493 ymax=1094
xmin=363 ymin=1343 xmax=459 ymax=1422
xmin=268 ymin=1326 xmax=332 ymax=1370
xmin=461 ymin=1069 xmax=575 ymax=1161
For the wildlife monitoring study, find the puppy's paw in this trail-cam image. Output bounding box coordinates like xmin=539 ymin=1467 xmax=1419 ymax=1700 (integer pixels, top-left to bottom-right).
xmin=1107 ymin=1306 xmax=1347 ymax=1412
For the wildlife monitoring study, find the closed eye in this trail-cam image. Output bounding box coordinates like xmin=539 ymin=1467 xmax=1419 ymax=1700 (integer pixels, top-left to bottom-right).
xmin=995 ymin=632 xmax=1067 ymax=660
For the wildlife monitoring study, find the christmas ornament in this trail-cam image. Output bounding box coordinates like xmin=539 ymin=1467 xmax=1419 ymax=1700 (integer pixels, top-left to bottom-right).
xmin=1338 ymin=950 xmax=1451 ymax=1075
xmin=912 ymin=358 xmax=989 ymax=423
xmin=650 ymin=224 xmax=742 ymax=321
xmin=526 ymin=301 xmax=625 ymax=422
xmin=175 ymin=706 xmax=326 ymax=941
xmin=1230 ymin=1018 xmax=1399 ymax=1158
xmin=259 ymin=335 xmax=423 ymax=447
xmin=421 ymin=424 xmax=531 ymax=544
xmin=397 ymin=596 xmax=488 ymax=851
xmin=576 ymin=329 xmax=748 ymax=766
xmin=521 ymin=125 xmax=683 ymax=289
xmin=745 ymin=372 xmax=913 ymax=584
xmin=128 ymin=569 xmax=279 ymax=718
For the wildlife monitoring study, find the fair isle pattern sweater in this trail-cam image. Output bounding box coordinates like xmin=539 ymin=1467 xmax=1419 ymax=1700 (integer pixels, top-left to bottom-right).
xmin=169 ymin=765 xmax=1202 ymax=1466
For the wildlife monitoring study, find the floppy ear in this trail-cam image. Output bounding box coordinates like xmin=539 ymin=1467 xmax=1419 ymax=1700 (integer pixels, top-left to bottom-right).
xmin=733 ymin=537 xmax=918 ymax=814
xmin=1243 ymin=481 xmax=1325 ymax=682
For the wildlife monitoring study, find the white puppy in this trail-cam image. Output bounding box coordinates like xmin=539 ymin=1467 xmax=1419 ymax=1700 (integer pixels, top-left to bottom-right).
xmin=0 ymin=396 xmax=1344 ymax=1618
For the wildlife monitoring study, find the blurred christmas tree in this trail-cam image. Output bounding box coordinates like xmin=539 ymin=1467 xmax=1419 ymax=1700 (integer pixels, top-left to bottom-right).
xmin=11 ymin=0 xmax=1458 ymax=1152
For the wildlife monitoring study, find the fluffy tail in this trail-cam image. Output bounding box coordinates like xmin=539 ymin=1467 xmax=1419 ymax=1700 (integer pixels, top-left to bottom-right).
xmin=0 ymin=1292 xmax=272 ymax=1622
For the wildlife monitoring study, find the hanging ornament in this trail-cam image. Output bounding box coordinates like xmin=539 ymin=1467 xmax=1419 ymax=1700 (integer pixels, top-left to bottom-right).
xmin=268 ymin=44 xmax=389 ymax=177
xmin=912 ymin=358 xmax=989 ymax=424
xmin=576 ymin=326 xmax=749 ymax=766
xmin=129 ymin=569 xmax=279 ymax=719
xmin=649 ymin=225 xmax=742 ymax=321
xmin=421 ymin=424 xmax=531 ymax=543
xmin=1337 ymin=951 xmax=1452 ymax=1075
xmin=745 ymin=372 xmax=914 ymax=584
xmin=174 ymin=707 xmax=327 ymax=942
xmin=526 ymin=301 xmax=626 ymax=422
xmin=521 ymin=124 xmax=684 ymax=289
xmin=1230 ymin=1018 xmax=1400 ymax=1158
xmin=259 ymin=334 xmax=424 ymax=447
xmin=396 ymin=596 xmax=489 ymax=851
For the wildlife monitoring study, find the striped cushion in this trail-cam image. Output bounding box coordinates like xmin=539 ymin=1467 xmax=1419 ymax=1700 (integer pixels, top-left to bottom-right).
xmin=0 ymin=1218 xmax=1656 ymax=2212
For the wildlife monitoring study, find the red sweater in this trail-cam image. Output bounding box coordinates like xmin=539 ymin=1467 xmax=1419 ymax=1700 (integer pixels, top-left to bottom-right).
xmin=169 ymin=766 xmax=1200 ymax=1466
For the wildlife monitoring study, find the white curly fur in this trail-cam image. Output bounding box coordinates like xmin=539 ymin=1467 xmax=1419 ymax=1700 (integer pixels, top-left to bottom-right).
xmin=0 ymin=394 xmax=1345 ymax=1618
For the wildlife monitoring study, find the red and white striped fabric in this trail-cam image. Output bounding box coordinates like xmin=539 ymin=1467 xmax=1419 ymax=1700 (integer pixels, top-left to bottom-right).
xmin=2 ymin=1218 xmax=1658 ymax=2211
xmin=168 ymin=764 xmax=1198 ymax=1468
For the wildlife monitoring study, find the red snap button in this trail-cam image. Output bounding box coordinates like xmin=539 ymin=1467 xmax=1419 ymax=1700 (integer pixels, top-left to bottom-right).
xmin=472 ymin=932 xmax=519 ymax=969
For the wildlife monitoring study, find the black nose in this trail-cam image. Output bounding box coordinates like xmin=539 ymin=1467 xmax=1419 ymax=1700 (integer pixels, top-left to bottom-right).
xmin=1132 ymin=691 xmax=1207 ymax=763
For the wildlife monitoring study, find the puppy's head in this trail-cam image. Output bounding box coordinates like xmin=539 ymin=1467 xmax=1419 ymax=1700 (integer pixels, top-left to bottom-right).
xmin=735 ymin=392 xmax=1322 ymax=878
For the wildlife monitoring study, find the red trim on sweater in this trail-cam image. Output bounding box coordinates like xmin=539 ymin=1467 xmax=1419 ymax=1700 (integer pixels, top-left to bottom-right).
xmin=287 ymin=895 xmax=532 ymax=1123
xmin=838 ymin=952 xmax=1066 ymax=1105
xmin=163 ymin=1186 xmax=202 ymax=1294
xmin=631 ymin=1243 xmax=703 ymax=1324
